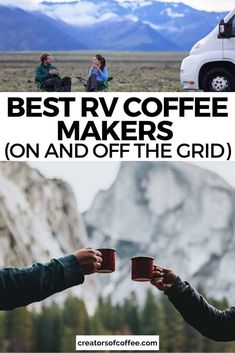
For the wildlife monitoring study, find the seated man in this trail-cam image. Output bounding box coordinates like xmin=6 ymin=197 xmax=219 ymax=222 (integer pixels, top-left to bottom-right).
xmin=151 ymin=266 xmax=235 ymax=342
xmin=35 ymin=53 xmax=72 ymax=92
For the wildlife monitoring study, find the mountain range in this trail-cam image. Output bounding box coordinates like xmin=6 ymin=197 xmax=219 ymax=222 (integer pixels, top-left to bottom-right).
xmin=0 ymin=1 xmax=227 ymax=51
xmin=85 ymin=162 xmax=235 ymax=305
xmin=0 ymin=6 xmax=86 ymax=50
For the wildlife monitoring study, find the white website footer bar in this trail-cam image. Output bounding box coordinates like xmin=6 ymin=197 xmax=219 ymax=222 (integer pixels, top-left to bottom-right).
xmin=76 ymin=335 xmax=159 ymax=351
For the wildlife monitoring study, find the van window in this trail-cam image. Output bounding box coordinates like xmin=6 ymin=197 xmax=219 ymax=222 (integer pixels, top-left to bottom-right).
xmin=231 ymin=17 xmax=235 ymax=36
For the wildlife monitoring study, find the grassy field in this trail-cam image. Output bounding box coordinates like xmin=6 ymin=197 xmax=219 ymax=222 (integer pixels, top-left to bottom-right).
xmin=0 ymin=51 xmax=187 ymax=92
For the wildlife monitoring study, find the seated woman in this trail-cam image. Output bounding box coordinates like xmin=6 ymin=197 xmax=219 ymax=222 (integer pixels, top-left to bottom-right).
xmin=86 ymin=54 xmax=108 ymax=92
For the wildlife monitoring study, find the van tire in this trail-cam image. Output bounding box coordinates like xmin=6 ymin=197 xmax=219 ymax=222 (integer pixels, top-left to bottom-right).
xmin=202 ymin=68 xmax=235 ymax=92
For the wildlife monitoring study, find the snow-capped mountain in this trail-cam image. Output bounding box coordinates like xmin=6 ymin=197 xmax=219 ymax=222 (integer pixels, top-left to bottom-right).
xmin=72 ymin=18 xmax=180 ymax=51
xmin=41 ymin=0 xmax=227 ymax=50
xmin=0 ymin=1 xmax=227 ymax=50
xmin=0 ymin=5 xmax=86 ymax=50
xmin=85 ymin=162 xmax=235 ymax=304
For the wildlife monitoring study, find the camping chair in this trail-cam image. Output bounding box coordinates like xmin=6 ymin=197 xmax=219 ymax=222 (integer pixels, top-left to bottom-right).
xmin=77 ymin=76 xmax=113 ymax=92
xmin=35 ymin=80 xmax=56 ymax=92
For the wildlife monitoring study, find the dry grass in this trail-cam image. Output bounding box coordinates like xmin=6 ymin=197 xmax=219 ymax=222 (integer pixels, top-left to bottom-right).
xmin=0 ymin=51 xmax=187 ymax=92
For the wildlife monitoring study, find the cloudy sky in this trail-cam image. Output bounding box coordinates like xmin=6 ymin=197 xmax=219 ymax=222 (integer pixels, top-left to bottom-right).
xmin=119 ymin=0 xmax=234 ymax=11
xmin=144 ymin=0 xmax=234 ymax=11
xmin=30 ymin=162 xmax=235 ymax=212
xmin=0 ymin=0 xmax=234 ymax=13
xmin=0 ymin=0 xmax=233 ymax=27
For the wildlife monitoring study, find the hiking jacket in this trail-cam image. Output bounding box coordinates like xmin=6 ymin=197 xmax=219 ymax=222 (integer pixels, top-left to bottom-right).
xmin=88 ymin=66 xmax=108 ymax=82
xmin=35 ymin=64 xmax=61 ymax=83
xmin=0 ymin=254 xmax=84 ymax=310
xmin=166 ymin=277 xmax=235 ymax=341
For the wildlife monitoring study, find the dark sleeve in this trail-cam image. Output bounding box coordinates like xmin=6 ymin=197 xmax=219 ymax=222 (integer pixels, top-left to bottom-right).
xmin=35 ymin=66 xmax=51 ymax=82
xmin=0 ymin=254 xmax=84 ymax=310
xmin=56 ymin=67 xmax=61 ymax=80
xmin=165 ymin=277 xmax=235 ymax=341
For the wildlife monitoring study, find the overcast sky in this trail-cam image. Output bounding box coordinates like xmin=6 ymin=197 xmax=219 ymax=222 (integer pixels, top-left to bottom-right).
xmin=0 ymin=0 xmax=234 ymax=12
xmin=30 ymin=162 xmax=235 ymax=212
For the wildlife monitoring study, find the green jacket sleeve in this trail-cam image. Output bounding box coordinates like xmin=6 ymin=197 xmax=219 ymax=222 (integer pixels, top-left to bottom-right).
xmin=0 ymin=254 xmax=84 ymax=310
xmin=35 ymin=66 xmax=51 ymax=82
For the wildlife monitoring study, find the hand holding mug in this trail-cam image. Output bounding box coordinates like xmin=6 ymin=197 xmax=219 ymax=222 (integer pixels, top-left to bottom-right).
xmin=151 ymin=266 xmax=177 ymax=291
xmin=74 ymin=247 xmax=102 ymax=275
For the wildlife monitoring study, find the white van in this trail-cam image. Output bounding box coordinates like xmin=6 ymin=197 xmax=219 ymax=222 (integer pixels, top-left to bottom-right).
xmin=180 ymin=9 xmax=235 ymax=92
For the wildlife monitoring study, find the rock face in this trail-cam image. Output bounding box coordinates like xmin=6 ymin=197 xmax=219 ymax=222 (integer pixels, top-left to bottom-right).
xmin=0 ymin=162 xmax=99 ymax=311
xmin=85 ymin=162 xmax=235 ymax=304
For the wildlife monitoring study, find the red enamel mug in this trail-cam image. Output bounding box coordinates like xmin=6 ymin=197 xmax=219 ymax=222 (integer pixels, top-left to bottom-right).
xmin=131 ymin=256 xmax=154 ymax=282
xmin=96 ymin=248 xmax=116 ymax=273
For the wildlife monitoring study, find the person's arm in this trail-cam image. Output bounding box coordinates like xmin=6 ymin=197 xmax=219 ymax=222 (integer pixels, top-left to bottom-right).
xmin=88 ymin=67 xmax=93 ymax=78
xmin=35 ymin=66 xmax=51 ymax=82
xmin=151 ymin=267 xmax=235 ymax=341
xmin=98 ymin=67 xmax=108 ymax=81
xmin=52 ymin=66 xmax=61 ymax=80
xmin=0 ymin=248 xmax=102 ymax=311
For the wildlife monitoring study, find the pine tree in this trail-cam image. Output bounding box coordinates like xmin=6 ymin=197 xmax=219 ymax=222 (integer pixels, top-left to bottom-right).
xmin=62 ymin=296 xmax=89 ymax=335
xmin=154 ymin=294 xmax=167 ymax=351
xmin=4 ymin=307 xmax=33 ymax=352
xmin=183 ymin=320 xmax=204 ymax=352
xmin=93 ymin=296 xmax=116 ymax=333
xmin=160 ymin=294 xmax=185 ymax=352
xmin=61 ymin=327 xmax=74 ymax=352
xmin=89 ymin=310 xmax=106 ymax=335
xmin=141 ymin=290 xmax=162 ymax=335
xmin=122 ymin=292 xmax=140 ymax=334
xmin=0 ymin=312 xmax=6 ymax=351
xmin=32 ymin=303 xmax=63 ymax=352
xmin=61 ymin=296 xmax=89 ymax=351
